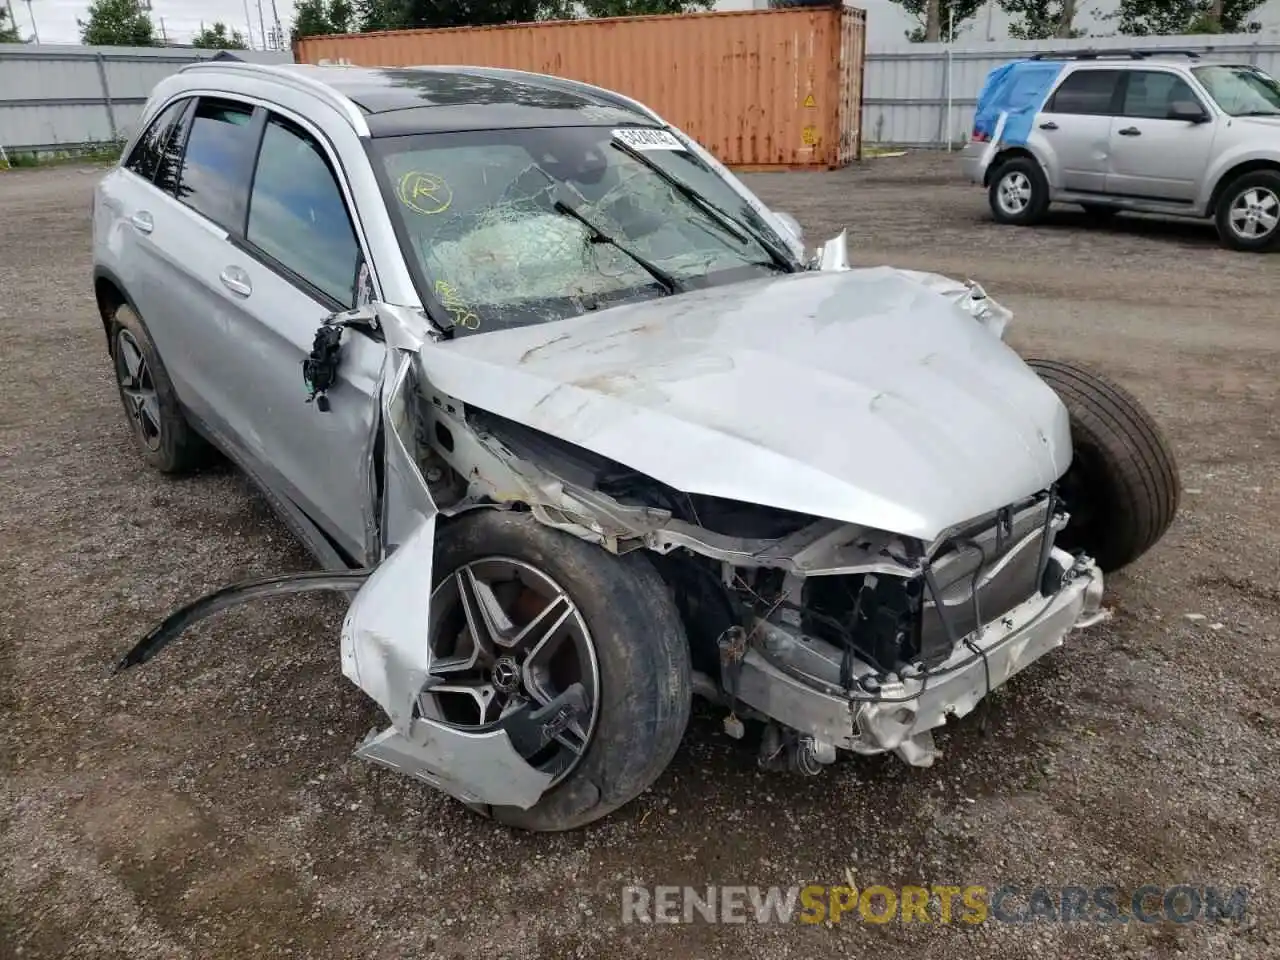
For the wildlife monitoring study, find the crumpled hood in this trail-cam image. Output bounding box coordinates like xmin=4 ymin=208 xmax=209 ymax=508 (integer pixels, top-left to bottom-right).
xmin=415 ymin=267 xmax=1072 ymax=541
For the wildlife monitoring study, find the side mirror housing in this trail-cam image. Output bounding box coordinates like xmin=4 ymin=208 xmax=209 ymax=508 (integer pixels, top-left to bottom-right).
xmin=1168 ymin=100 xmax=1210 ymax=124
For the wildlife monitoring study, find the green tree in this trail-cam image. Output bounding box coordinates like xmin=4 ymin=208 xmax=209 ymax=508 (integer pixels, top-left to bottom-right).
xmin=890 ymin=0 xmax=985 ymax=41
xmin=1 ymin=2 xmax=21 ymax=42
xmin=292 ymin=0 xmax=354 ymax=39
xmin=353 ymin=0 xmax=713 ymax=32
xmin=191 ymin=21 xmax=249 ymax=47
xmin=578 ymin=0 xmax=713 ymax=14
xmin=999 ymin=0 xmax=1086 ymax=38
xmin=79 ymin=0 xmax=157 ymax=45
xmin=1113 ymin=0 xmax=1264 ymax=34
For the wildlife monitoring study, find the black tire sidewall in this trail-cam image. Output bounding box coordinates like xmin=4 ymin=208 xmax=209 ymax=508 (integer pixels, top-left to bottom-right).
xmin=1215 ymin=171 xmax=1280 ymax=252
xmin=1027 ymin=359 xmax=1180 ymax=573
xmin=108 ymin=304 xmax=205 ymax=474
xmin=430 ymin=510 xmax=692 ymax=832
xmin=989 ymin=157 xmax=1049 ymax=226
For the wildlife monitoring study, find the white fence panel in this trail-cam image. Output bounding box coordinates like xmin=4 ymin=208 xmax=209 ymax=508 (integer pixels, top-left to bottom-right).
xmin=0 ymin=45 xmax=292 ymax=153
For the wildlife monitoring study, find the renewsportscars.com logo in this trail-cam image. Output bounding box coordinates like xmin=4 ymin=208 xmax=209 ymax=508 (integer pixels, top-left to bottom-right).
xmin=620 ymin=884 xmax=1249 ymax=925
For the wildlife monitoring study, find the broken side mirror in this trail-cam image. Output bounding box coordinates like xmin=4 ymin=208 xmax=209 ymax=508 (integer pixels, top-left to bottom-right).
xmin=815 ymin=230 xmax=850 ymax=271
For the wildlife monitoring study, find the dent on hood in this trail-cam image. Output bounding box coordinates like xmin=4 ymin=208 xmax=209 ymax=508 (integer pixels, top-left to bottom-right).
xmin=415 ymin=262 xmax=1066 ymax=544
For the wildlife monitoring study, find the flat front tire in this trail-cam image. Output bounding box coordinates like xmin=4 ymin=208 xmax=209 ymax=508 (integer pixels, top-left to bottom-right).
xmin=428 ymin=510 xmax=692 ymax=832
xmin=1027 ymin=359 xmax=1180 ymax=573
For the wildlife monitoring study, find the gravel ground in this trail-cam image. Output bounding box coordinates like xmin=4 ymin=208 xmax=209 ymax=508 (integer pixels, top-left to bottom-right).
xmin=2 ymin=153 xmax=1277 ymax=959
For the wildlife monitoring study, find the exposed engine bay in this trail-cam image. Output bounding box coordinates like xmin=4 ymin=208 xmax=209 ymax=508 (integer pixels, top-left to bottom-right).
xmin=407 ymin=380 xmax=1105 ymax=778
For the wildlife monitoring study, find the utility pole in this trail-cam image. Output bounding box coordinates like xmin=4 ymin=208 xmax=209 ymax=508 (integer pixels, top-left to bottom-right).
xmin=255 ymin=0 xmax=267 ymax=52
xmin=242 ymin=0 xmax=256 ymax=48
xmin=23 ymin=0 xmax=39 ymax=44
xmin=268 ymin=0 xmax=282 ymax=49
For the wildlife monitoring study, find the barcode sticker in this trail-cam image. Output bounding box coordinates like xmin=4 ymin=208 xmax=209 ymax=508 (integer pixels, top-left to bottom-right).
xmin=612 ymin=127 xmax=686 ymax=151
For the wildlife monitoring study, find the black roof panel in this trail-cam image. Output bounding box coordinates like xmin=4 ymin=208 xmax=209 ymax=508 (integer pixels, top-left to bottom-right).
xmin=283 ymin=64 xmax=654 ymax=135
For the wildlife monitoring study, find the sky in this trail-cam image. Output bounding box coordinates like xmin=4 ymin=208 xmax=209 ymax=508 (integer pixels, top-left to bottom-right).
xmin=6 ymin=0 xmax=1280 ymax=47
xmin=3 ymin=0 xmax=299 ymax=46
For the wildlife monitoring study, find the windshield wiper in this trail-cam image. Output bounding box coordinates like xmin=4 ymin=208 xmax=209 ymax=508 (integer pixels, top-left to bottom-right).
xmin=1238 ymin=109 xmax=1280 ymax=116
xmin=608 ymin=138 xmax=797 ymax=274
xmin=548 ymin=183 xmax=681 ymax=295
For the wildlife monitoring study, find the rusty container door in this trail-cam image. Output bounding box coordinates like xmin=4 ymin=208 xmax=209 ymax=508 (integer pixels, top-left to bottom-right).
xmin=294 ymin=6 xmax=865 ymax=170
xmin=836 ymin=6 xmax=866 ymax=163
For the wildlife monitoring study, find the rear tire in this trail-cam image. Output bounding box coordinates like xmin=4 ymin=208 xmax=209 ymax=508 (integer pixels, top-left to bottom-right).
xmin=1214 ymin=170 xmax=1280 ymax=252
xmin=988 ymin=156 xmax=1050 ymax=226
xmin=431 ymin=510 xmax=692 ymax=832
xmin=1026 ymin=359 xmax=1180 ymax=573
xmin=108 ymin=303 xmax=210 ymax=474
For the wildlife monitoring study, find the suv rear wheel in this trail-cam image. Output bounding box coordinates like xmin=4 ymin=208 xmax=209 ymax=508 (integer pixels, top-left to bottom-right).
xmin=1215 ymin=170 xmax=1280 ymax=252
xmin=988 ymin=156 xmax=1050 ymax=226
xmin=109 ymin=304 xmax=210 ymax=473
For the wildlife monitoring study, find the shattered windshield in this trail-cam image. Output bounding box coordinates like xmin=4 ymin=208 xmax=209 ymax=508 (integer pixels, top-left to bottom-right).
xmin=1192 ymin=64 xmax=1280 ymax=116
xmin=372 ymin=125 xmax=795 ymax=336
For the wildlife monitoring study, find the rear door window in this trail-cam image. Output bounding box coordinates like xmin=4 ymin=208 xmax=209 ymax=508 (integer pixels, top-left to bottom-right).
xmin=1047 ymin=70 xmax=1123 ymax=115
xmin=1120 ymin=70 xmax=1201 ymax=119
xmin=174 ymin=98 xmax=259 ymax=232
xmin=124 ymin=98 xmax=189 ymax=183
xmin=245 ymin=116 xmax=361 ymax=307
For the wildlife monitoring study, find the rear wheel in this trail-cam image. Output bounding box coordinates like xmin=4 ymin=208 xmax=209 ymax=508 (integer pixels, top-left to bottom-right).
xmin=1215 ymin=170 xmax=1280 ymax=251
xmin=427 ymin=510 xmax=692 ymax=831
xmin=1027 ymin=359 xmax=1180 ymax=573
xmin=108 ymin=303 xmax=209 ymax=473
xmin=989 ymin=156 xmax=1050 ymax=226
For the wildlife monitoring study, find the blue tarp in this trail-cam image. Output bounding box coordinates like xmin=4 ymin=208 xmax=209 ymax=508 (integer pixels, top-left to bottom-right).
xmin=972 ymin=60 xmax=1067 ymax=147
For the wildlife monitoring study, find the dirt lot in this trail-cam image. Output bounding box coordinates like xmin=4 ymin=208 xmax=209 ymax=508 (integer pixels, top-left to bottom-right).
xmin=2 ymin=152 xmax=1277 ymax=960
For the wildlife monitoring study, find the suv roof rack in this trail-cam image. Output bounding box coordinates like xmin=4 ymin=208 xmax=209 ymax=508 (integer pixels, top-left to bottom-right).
xmin=1028 ymin=49 xmax=1202 ymax=61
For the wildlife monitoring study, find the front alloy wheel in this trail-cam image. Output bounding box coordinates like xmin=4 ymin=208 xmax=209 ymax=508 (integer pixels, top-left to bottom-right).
xmin=423 ymin=510 xmax=692 ymax=832
xmin=423 ymin=557 xmax=601 ymax=786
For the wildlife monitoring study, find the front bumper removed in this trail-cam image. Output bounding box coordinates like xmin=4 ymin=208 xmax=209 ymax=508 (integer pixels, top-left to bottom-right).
xmin=730 ymin=547 xmax=1106 ymax=767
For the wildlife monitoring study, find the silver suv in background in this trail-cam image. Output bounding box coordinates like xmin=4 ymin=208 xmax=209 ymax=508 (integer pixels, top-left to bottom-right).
xmin=961 ymin=51 xmax=1280 ymax=251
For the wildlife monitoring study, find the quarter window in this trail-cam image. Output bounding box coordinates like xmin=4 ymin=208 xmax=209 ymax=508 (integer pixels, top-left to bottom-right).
xmin=1121 ymin=71 xmax=1200 ymax=119
xmin=1048 ymin=70 xmax=1123 ymax=116
xmin=246 ymin=117 xmax=360 ymax=307
xmin=154 ymin=99 xmax=195 ymax=195
xmin=124 ymin=98 xmax=188 ymax=183
xmin=175 ymin=98 xmax=258 ymax=232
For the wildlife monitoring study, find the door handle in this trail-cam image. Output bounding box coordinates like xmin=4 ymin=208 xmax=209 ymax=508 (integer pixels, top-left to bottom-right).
xmin=1118 ymin=127 xmax=1142 ymax=136
xmin=1039 ymin=121 xmax=1058 ymax=130
xmin=130 ymin=211 xmax=154 ymax=234
xmin=219 ymin=266 xmax=253 ymax=298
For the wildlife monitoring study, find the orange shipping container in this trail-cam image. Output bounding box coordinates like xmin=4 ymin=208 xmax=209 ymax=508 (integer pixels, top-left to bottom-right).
xmin=294 ymin=5 xmax=866 ymax=170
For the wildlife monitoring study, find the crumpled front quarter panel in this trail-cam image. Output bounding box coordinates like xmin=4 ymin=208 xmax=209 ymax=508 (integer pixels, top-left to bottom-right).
xmin=418 ymin=268 xmax=1071 ymax=540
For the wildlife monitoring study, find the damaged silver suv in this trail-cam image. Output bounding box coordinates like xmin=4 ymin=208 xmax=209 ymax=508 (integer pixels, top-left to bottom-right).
xmin=95 ymin=61 xmax=1180 ymax=831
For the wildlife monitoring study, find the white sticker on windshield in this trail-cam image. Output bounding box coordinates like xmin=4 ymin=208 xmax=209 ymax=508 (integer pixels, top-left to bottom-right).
xmin=611 ymin=127 xmax=687 ymax=151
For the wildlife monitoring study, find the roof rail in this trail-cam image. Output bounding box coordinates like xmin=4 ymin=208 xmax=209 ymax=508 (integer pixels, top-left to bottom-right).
xmin=177 ymin=60 xmax=370 ymax=136
xmin=1028 ymin=48 xmax=1202 ymax=62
